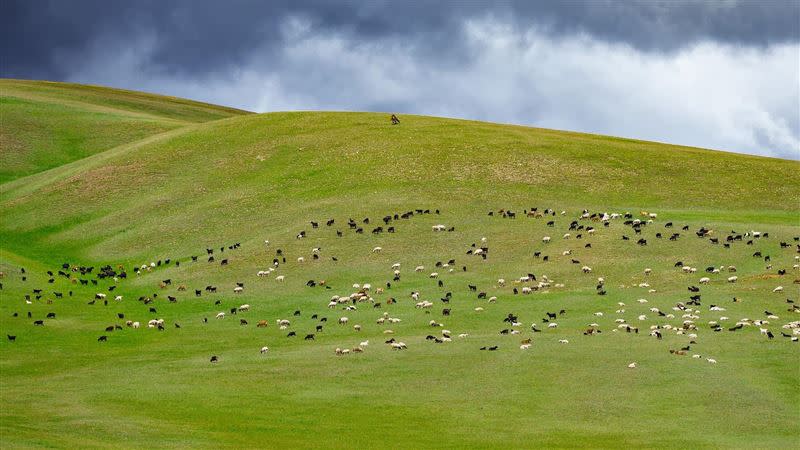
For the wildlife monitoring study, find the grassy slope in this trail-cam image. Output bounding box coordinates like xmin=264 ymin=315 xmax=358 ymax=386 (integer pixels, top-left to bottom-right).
xmin=1 ymin=107 xmax=799 ymax=448
xmin=0 ymin=79 xmax=250 ymax=183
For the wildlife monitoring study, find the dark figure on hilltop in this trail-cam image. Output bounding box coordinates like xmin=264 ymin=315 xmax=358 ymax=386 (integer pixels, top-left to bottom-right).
xmin=391 ymin=114 xmax=400 ymax=125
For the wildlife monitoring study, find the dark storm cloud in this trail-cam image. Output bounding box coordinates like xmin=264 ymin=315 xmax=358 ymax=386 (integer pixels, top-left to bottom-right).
xmin=2 ymin=0 xmax=798 ymax=79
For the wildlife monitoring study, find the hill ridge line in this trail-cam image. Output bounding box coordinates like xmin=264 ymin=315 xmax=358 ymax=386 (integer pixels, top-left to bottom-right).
xmin=0 ymin=78 xmax=252 ymax=118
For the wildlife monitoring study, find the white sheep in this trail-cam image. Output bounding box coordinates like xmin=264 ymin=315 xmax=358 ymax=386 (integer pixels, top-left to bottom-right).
xmin=276 ymin=275 xmax=285 ymax=282
xmin=260 ymin=346 xmax=269 ymax=354
xmin=372 ymin=247 xmax=382 ymax=253
xmin=215 ymin=312 xmax=225 ymax=319
xmin=727 ymin=276 xmax=738 ymax=283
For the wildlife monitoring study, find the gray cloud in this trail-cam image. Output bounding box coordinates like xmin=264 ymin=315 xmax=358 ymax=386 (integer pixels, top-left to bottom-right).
xmin=2 ymin=0 xmax=799 ymax=159
xmin=4 ymin=0 xmax=799 ymax=79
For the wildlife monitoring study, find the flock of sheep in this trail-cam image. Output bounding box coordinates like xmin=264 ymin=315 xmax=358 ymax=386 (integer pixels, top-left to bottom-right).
xmin=5 ymin=207 xmax=799 ymax=369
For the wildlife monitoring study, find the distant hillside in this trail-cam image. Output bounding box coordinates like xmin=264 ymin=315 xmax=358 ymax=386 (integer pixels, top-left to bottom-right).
xmin=2 ymin=109 xmax=798 ymax=264
xmin=0 ymin=79 xmax=250 ymax=182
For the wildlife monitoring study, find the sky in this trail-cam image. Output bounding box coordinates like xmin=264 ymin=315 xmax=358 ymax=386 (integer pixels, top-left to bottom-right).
xmin=2 ymin=0 xmax=799 ymax=159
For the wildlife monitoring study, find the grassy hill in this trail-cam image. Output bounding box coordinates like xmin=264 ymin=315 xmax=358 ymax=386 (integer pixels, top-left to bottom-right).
xmin=1 ymin=85 xmax=799 ymax=448
xmin=0 ymin=80 xmax=250 ymax=183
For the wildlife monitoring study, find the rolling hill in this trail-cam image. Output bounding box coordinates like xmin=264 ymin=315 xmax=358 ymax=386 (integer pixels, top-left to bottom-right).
xmin=1 ymin=81 xmax=799 ymax=448
xmin=0 ymin=79 xmax=250 ymax=183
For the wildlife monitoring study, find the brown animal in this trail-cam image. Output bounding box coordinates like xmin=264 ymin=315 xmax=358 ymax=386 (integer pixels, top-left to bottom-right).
xmin=256 ymin=320 xmax=268 ymax=328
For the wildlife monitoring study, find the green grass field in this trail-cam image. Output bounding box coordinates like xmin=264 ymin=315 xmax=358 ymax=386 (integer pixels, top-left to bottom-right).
xmin=0 ymin=79 xmax=249 ymax=183
xmin=1 ymin=81 xmax=799 ymax=448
